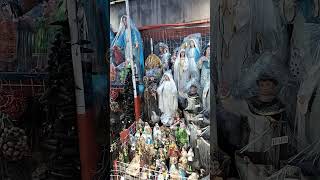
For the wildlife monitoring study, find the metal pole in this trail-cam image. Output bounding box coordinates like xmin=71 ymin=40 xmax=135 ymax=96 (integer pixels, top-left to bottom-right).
xmin=67 ymin=1 xmax=97 ymax=179
xmin=125 ymin=0 xmax=141 ymax=120
xmin=150 ymin=38 xmax=153 ymax=54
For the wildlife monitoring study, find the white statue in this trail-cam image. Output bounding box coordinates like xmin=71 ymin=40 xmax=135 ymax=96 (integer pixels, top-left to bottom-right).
xmin=174 ymin=49 xmax=199 ymax=94
xmin=153 ymin=123 xmax=162 ymax=140
xmin=157 ymin=71 xmax=178 ymax=126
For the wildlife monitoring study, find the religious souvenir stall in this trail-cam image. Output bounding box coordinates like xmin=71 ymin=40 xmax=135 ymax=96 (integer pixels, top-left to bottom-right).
xmin=108 ymin=16 xmax=213 ymax=179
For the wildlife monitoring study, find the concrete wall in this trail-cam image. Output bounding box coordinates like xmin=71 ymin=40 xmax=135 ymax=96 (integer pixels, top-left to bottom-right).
xmin=110 ymin=0 xmax=210 ymax=30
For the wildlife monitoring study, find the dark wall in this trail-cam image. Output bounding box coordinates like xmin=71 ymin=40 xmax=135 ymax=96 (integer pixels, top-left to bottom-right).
xmin=110 ymin=0 xmax=210 ymax=30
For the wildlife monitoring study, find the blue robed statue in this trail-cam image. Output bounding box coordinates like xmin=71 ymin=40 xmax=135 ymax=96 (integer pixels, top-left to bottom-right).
xmin=112 ymin=15 xmax=145 ymax=94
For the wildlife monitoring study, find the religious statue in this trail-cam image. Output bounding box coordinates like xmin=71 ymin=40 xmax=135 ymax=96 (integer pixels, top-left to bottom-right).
xmin=153 ymin=123 xmax=162 ymax=148
xmin=186 ymin=39 xmax=201 ymax=64
xmin=144 ymin=54 xmax=162 ymax=124
xmin=168 ymin=142 xmax=180 ymax=158
xmin=159 ymin=148 xmax=166 ymax=162
xmin=157 ymin=42 xmax=171 ymax=72
xmin=187 ymin=148 xmax=195 ymax=172
xmin=140 ymin=165 xmax=148 ymax=179
xmin=184 ymin=84 xmax=202 ymax=115
xmin=113 ymin=15 xmax=144 ymax=94
xmin=178 ymin=163 xmax=187 ymax=179
xmin=171 ymin=47 xmax=180 ymax=72
xmin=175 ymin=121 xmax=190 ymax=148
xmin=197 ymin=44 xmax=210 ymax=91
xmin=142 ymin=122 xmax=153 ymax=145
xmin=181 ymin=147 xmax=188 ymax=156
xmin=169 ymin=163 xmax=178 ymax=175
xmin=174 ymin=49 xmax=199 ymax=94
xmin=220 ymin=72 xmax=290 ymax=173
xmin=157 ymin=71 xmax=178 ymax=126
xmin=188 ymin=172 xmax=199 ymax=180
xmin=123 ymin=145 xmax=129 ymax=163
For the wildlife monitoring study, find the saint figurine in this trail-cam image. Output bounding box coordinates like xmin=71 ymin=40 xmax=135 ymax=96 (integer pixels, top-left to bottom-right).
xmin=181 ymin=147 xmax=188 ymax=158
xmin=198 ymin=44 xmax=210 ymax=91
xmin=188 ymin=172 xmax=199 ymax=180
xmin=187 ymin=39 xmax=201 ymax=64
xmin=153 ymin=123 xmax=162 ymax=140
xmin=187 ymin=148 xmax=195 ymax=172
xmin=183 ymin=84 xmax=202 ymax=115
xmin=175 ymin=121 xmax=190 ymax=148
xmin=144 ymin=54 xmax=162 ymax=124
xmin=142 ymin=122 xmax=153 ymax=144
xmin=171 ymin=47 xmax=180 ymax=71
xmin=157 ymin=71 xmax=178 ymax=126
xmin=114 ymin=15 xmax=144 ymax=94
xmin=220 ymin=73 xmax=290 ymax=170
xmin=174 ymin=49 xmax=199 ymax=94
xmin=178 ymin=163 xmax=187 ymax=179
xmin=158 ymin=42 xmax=171 ymax=72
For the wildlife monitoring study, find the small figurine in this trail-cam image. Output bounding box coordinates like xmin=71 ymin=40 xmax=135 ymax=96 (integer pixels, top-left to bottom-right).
xmin=169 ymin=163 xmax=178 ymax=175
xmin=175 ymin=121 xmax=189 ymax=148
xmin=187 ymin=148 xmax=195 ymax=172
xmin=168 ymin=142 xmax=180 ymax=157
xmin=164 ymin=139 xmax=170 ymax=154
xmin=118 ymin=152 xmax=124 ymax=162
xmin=159 ymin=148 xmax=166 ymax=162
xmin=140 ymin=165 xmax=148 ymax=180
xmin=161 ymin=162 xmax=169 ymax=179
xmin=148 ymin=169 xmax=153 ymax=179
xmin=188 ymin=172 xmax=199 ymax=180
xmin=153 ymin=123 xmax=162 ymax=140
xmin=179 ymin=153 xmax=188 ymax=170
xmin=171 ymin=170 xmax=181 ymax=180
xmin=157 ymin=172 xmax=165 ymax=180
xmin=181 ymin=147 xmax=188 ymax=158
xmin=142 ymin=122 xmax=153 ymax=144
xmin=184 ymin=84 xmax=202 ymax=114
xmin=146 ymin=136 xmax=153 ymax=145
xmin=155 ymin=159 xmax=162 ymax=170
xmin=123 ymin=145 xmax=129 ymax=163
xmin=169 ymin=155 xmax=178 ymax=169
xmin=178 ymin=163 xmax=187 ymax=179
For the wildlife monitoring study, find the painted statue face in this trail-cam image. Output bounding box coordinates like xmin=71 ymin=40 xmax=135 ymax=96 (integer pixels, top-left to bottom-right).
xmin=160 ymin=47 xmax=164 ymax=53
xmin=164 ymin=75 xmax=170 ymax=81
xmin=122 ymin=17 xmax=128 ymax=27
xmin=190 ymin=40 xmax=195 ymax=48
xmin=258 ymin=80 xmax=276 ymax=96
xmin=190 ymin=86 xmax=197 ymax=94
xmin=180 ymin=51 xmax=185 ymax=58
xmin=206 ymin=47 xmax=210 ymax=57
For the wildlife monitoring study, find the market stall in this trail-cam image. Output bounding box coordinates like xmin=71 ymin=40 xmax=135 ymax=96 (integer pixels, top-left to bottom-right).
xmin=107 ymin=2 xmax=212 ymax=177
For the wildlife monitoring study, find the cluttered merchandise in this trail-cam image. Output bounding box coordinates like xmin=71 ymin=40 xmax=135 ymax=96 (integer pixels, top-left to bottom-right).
xmin=109 ymin=15 xmax=211 ymax=180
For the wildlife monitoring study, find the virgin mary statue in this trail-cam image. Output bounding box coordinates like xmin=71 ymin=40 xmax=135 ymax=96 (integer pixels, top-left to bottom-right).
xmin=174 ymin=49 xmax=199 ymax=94
xmin=157 ymin=71 xmax=178 ymax=126
xmin=186 ymin=39 xmax=201 ymax=64
xmin=112 ymin=15 xmax=145 ymax=94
